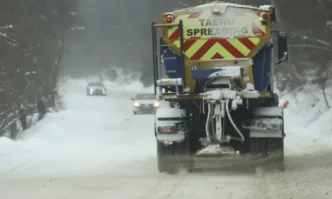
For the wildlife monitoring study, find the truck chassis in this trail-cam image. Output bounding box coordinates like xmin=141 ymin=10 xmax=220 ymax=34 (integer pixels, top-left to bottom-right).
xmin=155 ymin=97 xmax=285 ymax=173
xmin=151 ymin=2 xmax=288 ymax=174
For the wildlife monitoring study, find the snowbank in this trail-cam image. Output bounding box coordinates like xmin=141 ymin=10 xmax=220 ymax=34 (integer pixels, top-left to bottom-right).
xmin=281 ymin=83 xmax=332 ymax=134
xmin=308 ymin=108 xmax=332 ymax=135
xmin=0 ymin=73 xmax=156 ymax=178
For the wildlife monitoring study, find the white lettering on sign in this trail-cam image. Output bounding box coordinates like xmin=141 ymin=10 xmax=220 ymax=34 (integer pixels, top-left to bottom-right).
xmin=187 ymin=27 xmax=248 ymax=37
xmin=186 ymin=18 xmax=248 ymax=37
xmin=199 ymin=18 xmax=235 ymax=26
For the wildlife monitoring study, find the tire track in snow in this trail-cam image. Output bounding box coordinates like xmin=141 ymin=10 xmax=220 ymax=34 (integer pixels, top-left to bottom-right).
xmin=254 ymin=166 xmax=299 ymax=198
xmin=175 ymin=171 xmax=257 ymax=199
xmin=137 ymin=170 xmax=190 ymax=199
xmin=252 ymin=131 xmax=332 ymax=199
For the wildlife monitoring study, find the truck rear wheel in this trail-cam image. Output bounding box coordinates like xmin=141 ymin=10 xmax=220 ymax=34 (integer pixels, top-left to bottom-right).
xmin=267 ymin=152 xmax=284 ymax=171
xmin=157 ymin=141 xmax=177 ymax=174
xmin=177 ymin=139 xmax=195 ymax=172
xmin=261 ymin=138 xmax=284 ymax=172
xmin=251 ymin=138 xmax=284 ymax=172
xmin=269 ymin=138 xmax=284 ymax=171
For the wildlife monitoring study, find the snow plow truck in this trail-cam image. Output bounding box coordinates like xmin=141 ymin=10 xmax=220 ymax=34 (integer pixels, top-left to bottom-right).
xmin=151 ymin=1 xmax=288 ymax=173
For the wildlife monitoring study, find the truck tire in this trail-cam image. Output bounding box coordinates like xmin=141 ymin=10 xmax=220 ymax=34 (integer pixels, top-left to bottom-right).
xmin=276 ymin=156 xmax=285 ymax=171
xmin=268 ymin=138 xmax=285 ymax=172
xmin=275 ymin=140 xmax=285 ymax=172
xmin=175 ymin=140 xmax=195 ymax=172
xmin=251 ymin=138 xmax=284 ymax=172
xmin=157 ymin=141 xmax=177 ymax=174
xmin=269 ymin=152 xmax=284 ymax=171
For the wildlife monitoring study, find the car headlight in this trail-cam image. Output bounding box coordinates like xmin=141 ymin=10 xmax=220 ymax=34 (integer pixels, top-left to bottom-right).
xmin=153 ymin=101 xmax=160 ymax=107
xmin=134 ymin=102 xmax=140 ymax=107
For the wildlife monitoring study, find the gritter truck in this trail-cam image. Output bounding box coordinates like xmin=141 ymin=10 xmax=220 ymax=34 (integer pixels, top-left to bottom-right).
xmin=151 ymin=1 xmax=288 ymax=173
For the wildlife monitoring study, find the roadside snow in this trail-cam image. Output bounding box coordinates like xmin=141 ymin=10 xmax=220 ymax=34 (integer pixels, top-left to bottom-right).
xmin=281 ymin=83 xmax=332 ymax=137
xmin=307 ymin=108 xmax=332 ymax=135
xmin=0 ymin=78 xmax=156 ymax=178
xmin=1 ymin=77 xmax=332 ymax=198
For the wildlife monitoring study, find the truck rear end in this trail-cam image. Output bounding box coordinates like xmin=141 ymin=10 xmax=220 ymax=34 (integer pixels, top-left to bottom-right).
xmin=151 ymin=1 xmax=288 ymax=173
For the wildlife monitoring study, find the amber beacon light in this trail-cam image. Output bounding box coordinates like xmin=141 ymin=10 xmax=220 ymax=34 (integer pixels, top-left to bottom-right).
xmin=165 ymin=15 xmax=174 ymax=23
xmin=260 ymin=11 xmax=268 ymax=24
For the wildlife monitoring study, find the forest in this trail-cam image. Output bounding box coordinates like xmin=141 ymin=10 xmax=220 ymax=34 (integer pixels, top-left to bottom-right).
xmin=0 ymin=0 xmax=78 ymax=137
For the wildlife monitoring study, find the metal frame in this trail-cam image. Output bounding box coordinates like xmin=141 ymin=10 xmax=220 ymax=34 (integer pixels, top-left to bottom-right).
xmin=178 ymin=20 xmax=185 ymax=90
xmin=151 ymin=22 xmax=158 ymax=95
xmin=151 ymin=20 xmax=185 ymax=96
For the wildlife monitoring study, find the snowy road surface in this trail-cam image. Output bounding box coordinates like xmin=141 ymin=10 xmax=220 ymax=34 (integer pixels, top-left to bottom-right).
xmin=1 ymin=80 xmax=332 ymax=199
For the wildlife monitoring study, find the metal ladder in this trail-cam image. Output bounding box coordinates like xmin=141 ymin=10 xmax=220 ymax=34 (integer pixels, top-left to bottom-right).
xmin=151 ymin=20 xmax=185 ymax=96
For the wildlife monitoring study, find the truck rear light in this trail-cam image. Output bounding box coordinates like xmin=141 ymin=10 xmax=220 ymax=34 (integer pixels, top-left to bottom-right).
xmin=157 ymin=126 xmax=177 ymax=133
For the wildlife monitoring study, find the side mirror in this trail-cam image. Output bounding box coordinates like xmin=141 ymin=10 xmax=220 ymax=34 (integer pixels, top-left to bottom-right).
xmin=277 ymin=32 xmax=288 ymax=63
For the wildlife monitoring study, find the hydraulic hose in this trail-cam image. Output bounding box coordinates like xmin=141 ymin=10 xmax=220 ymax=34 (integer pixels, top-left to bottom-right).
xmin=205 ymin=102 xmax=212 ymax=142
xmin=225 ymin=100 xmax=245 ymax=142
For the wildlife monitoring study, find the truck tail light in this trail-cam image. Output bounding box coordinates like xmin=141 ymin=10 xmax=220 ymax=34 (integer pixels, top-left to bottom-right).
xmin=157 ymin=126 xmax=177 ymax=133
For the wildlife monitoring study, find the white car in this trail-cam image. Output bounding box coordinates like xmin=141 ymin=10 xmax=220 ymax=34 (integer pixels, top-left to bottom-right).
xmin=132 ymin=93 xmax=159 ymax=115
xmin=86 ymin=81 xmax=107 ymax=96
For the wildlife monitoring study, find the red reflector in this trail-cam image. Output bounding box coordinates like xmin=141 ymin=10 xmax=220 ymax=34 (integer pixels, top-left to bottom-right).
xmin=157 ymin=126 xmax=177 ymax=133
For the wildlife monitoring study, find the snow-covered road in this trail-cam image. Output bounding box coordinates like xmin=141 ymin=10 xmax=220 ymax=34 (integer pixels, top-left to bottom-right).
xmin=1 ymin=80 xmax=332 ymax=199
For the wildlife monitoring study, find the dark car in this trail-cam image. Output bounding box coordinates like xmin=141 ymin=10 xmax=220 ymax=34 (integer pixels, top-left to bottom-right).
xmin=86 ymin=81 xmax=107 ymax=96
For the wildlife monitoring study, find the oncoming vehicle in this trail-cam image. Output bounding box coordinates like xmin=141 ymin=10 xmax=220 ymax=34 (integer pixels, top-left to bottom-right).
xmin=86 ymin=81 xmax=107 ymax=96
xmin=132 ymin=93 xmax=160 ymax=115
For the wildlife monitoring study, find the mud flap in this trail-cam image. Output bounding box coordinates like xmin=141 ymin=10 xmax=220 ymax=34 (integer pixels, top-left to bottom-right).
xmin=266 ymin=138 xmax=284 ymax=171
xmin=176 ymin=139 xmax=195 ymax=172
xmin=157 ymin=141 xmax=178 ymax=174
xmin=252 ymin=138 xmax=285 ymax=172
